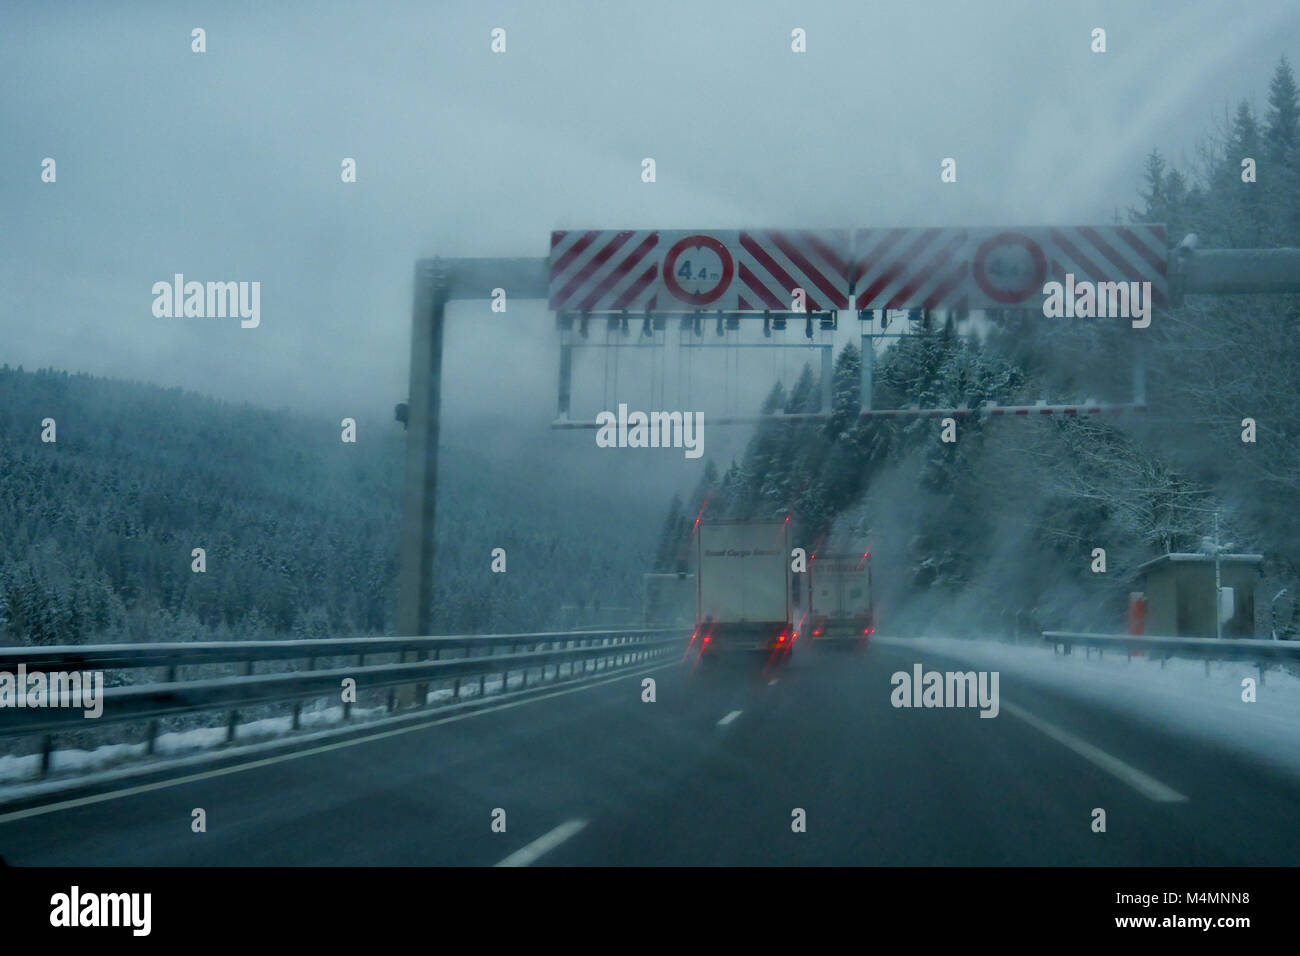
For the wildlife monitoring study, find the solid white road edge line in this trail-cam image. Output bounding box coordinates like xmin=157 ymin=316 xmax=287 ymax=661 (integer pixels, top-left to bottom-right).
xmin=1001 ymin=700 xmax=1189 ymax=803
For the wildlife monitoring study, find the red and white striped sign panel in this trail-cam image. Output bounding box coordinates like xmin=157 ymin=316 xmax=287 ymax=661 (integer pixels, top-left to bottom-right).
xmin=852 ymin=228 xmax=972 ymax=313
xmin=548 ymin=230 xmax=662 ymax=312
xmin=548 ymin=230 xmax=852 ymax=312
xmin=851 ymin=225 xmax=1168 ymax=311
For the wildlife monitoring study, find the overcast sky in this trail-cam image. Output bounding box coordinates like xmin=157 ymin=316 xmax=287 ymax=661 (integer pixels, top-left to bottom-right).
xmin=2 ymin=0 xmax=1297 ymax=474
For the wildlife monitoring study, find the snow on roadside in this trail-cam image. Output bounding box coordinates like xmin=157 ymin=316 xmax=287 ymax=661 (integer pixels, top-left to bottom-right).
xmin=874 ymin=635 xmax=1300 ymax=783
xmin=0 ymin=683 xmax=474 ymax=785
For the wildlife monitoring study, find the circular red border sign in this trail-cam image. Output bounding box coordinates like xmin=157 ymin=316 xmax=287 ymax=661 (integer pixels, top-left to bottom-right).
xmin=662 ymin=235 xmax=734 ymax=306
xmin=972 ymin=232 xmax=1047 ymax=305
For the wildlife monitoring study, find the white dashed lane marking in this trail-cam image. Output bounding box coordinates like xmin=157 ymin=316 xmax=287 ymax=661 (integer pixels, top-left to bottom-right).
xmin=494 ymin=819 xmax=589 ymax=867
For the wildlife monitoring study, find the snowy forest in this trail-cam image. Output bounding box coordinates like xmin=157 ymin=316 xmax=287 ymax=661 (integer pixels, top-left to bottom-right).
xmin=0 ymin=370 xmax=643 ymax=646
xmin=653 ymin=57 xmax=1300 ymax=638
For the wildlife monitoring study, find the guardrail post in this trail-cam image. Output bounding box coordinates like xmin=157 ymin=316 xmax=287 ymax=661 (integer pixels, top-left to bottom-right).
xmin=226 ymin=710 xmax=239 ymax=743
xmin=1258 ymin=662 xmax=1266 ymax=686
xmin=146 ymin=719 xmax=159 ymax=755
xmin=40 ymin=734 xmax=53 ymax=777
xmin=453 ymin=677 xmax=461 ymax=700
xmin=387 ymin=689 xmax=396 ymax=712
xmin=417 ymin=649 xmax=429 ymax=706
xmin=292 ymin=701 xmax=302 ymax=730
xmin=479 ymin=673 xmax=486 ymax=697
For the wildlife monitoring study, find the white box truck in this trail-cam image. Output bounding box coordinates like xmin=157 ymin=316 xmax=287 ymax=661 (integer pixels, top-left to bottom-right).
xmin=809 ymin=551 xmax=874 ymax=642
xmin=696 ymin=519 xmax=793 ymax=656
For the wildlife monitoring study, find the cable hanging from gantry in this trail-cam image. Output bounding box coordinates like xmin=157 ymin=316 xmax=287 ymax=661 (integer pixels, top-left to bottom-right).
xmin=612 ymin=314 xmax=621 ymax=408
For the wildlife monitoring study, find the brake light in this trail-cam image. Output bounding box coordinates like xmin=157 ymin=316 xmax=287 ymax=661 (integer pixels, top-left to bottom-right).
xmin=777 ymin=633 xmax=786 ymax=643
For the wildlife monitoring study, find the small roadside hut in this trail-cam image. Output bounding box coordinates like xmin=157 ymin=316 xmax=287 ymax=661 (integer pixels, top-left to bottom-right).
xmin=1134 ymin=553 xmax=1263 ymax=638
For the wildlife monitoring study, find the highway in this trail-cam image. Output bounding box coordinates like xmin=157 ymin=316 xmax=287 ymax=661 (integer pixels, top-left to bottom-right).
xmin=0 ymin=638 xmax=1296 ymax=866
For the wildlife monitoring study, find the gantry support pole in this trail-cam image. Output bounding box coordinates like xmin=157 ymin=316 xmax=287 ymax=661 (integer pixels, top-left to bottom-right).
xmin=394 ymin=258 xmax=548 ymax=705
xmin=396 ymin=261 xmax=446 ymax=705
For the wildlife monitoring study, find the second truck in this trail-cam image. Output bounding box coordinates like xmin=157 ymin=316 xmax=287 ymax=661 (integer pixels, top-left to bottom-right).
xmin=808 ymin=550 xmax=874 ymax=642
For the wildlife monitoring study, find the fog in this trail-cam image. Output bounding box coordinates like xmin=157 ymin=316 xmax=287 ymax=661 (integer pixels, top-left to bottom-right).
xmin=3 ymin=1 xmax=1294 ymax=436
xmin=2 ymin=0 xmax=1298 ymax=551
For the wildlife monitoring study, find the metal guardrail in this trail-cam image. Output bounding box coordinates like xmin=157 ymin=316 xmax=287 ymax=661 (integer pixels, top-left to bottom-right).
xmin=1042 ymin=631 xmax=1300 ymax=676
xmin=0 ymin=628 xmax=676 ymax=673
xmin=0 ymin=628 xmax=684 ymax=778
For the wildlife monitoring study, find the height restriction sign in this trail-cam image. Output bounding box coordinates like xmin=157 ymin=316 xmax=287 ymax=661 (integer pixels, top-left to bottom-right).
xmin=971 ymin=232 xmax=1049 ymax=305
xmin=547 ymin=229 xmax=852 ymax=312
xmin=850 ymin=225 xmax=1168 ymax=311
xmin=662 ymin=234 xmax=734 ymax=306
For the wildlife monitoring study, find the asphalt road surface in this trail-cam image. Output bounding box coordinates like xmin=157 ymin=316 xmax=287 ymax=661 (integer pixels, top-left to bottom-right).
xmin=1 ymin=638 xmax=1296 ymax=865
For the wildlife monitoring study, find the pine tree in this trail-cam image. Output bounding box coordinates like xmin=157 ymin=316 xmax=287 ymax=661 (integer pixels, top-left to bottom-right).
xmin=1265 ymin=55 xmax=1299 ymax=164
xmin=1227 ymin=100 xmax=1265 ymax=244
xmin=1264 ymin=56 xmax=1300 ymax=243
xmin=653 ymin=493 xmax=684 ymax=571
xmin=825 ymin=342 xmax=861 ymax=440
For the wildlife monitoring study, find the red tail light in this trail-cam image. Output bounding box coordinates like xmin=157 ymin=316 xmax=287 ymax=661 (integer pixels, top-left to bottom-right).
xmin=813 ymin=629 xmax=820 ymax=636
xmin=777 ymin=633 xmax=786 ymax=643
